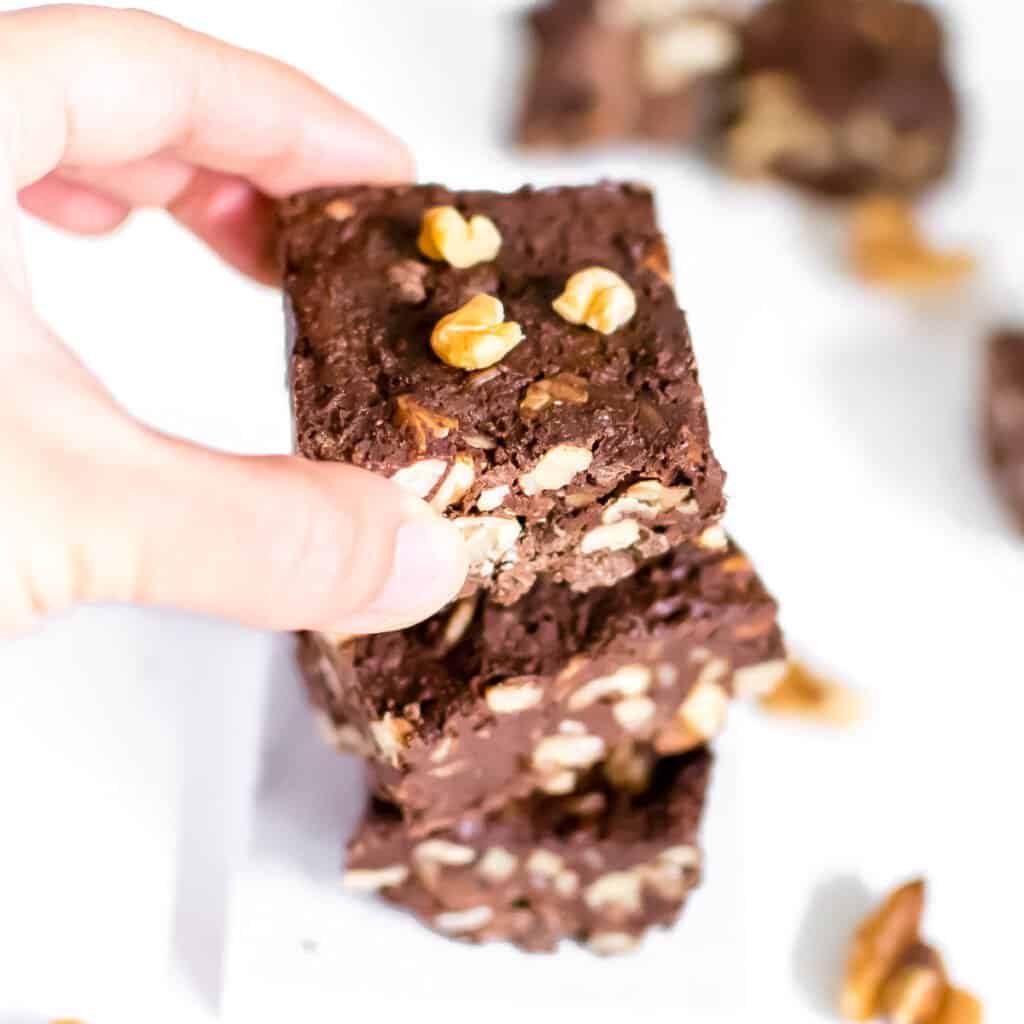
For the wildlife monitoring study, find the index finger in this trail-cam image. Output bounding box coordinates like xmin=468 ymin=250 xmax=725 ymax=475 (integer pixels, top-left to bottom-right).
xmin=0 ymin=5 xmax=412 ymax=194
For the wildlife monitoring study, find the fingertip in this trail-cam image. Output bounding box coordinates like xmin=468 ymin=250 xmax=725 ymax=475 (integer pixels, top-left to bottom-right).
xmin=313 ymin=486 xmax=469 ymax=636
xmin=329 ymin=502 xmax=469 ymax=635
xmin=18 ymin=175 xmax=132 ymax=235
xmin=168 ymin=171 xmax=279 ymax=284
xmin=261 ymin=80 xmax=415 ymax=192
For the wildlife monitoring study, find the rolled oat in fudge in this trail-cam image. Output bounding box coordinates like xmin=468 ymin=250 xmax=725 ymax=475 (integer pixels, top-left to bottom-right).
xmin=985 ymin=328 xmax=1024 ymax=531
xmin=519 ymin=0 xmax=742 ymax=150
xmin=344 ymin=748 xmax=712 ymax=955
xmin=301 ymin=538 xmax=783 ymax=836
xmin=280 ymin=182 xmax=726 ymax=605
xmin=724 ymin=0 xmax=958 ymax=197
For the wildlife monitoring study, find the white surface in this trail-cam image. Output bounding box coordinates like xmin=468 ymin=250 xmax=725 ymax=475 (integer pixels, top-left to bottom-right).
xmin=0 ymin=0 xmax=1021 ymax=1020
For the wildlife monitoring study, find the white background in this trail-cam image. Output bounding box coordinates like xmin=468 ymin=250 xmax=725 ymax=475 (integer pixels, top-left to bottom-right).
xmin=0 ymin=1 xmax=1021 ymax=1021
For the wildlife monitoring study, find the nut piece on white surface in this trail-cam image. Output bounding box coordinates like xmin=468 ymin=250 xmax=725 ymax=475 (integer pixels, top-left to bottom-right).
xmin=880 ymin=960 xmax=948 ymax=1024
xmin=841 ymin=879 xmax=926 ymax=1021
xmin=432 ymin=294 xmax=524 ymax=370
xmin=849 ymin=195 xmax=975 ymax=292
xmin=453 ymin=516 xmax=522 ymax=577
xmin=580 ymin=519 xmax=642 ymax=554
xmin=553 ymin=268 xmax=637 ymax=335
xmin=418 ymin=205 xmax=502 ymax=269
xmin=485 ymin=677 xmax=544 ymax=713
xmin=642 ymin=18 xmax=740 ymax=94
xmin=343 ymin=864 xmax=409 ymax=891
xmin=930 ymin=989 xmax=984 ymax=1024
xmin=519 ymin=444 xmax=593 ymax=496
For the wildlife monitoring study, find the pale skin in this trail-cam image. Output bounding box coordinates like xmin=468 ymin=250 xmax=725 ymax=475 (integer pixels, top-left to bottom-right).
xmin=0 ymin=5 xmax=469 ymax=635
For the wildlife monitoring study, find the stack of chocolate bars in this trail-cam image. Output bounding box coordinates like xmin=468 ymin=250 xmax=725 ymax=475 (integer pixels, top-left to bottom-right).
xmin=280 ymin=181 xmax=785 ymax=955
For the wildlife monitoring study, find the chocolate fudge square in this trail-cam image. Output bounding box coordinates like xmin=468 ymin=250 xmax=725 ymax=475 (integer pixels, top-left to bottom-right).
xmin=724 ymin=0 xmax=958 ymax=197
xmin=985 ymin=328 xmax=1024 ymax=531
xmin=300 ymin=537 xmax=783 ymax=836
xmin=280 ymin=183 xmax=726 ymax=605
xmin=519 ymin=0 xmax=741 ymax=149
xmin=344 ymin=748 xmax=712 ymax=954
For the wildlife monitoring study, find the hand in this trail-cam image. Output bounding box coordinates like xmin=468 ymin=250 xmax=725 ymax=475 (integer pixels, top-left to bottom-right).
xmin=0 ymin=5 xmax=468 ymax=635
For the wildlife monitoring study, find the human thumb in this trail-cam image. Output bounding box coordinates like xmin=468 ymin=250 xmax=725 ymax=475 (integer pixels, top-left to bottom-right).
xmin=72 ymin=431 xmax=469 ymax=635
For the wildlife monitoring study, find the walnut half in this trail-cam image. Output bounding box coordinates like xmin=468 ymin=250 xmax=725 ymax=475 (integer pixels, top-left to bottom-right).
xmin=417 ymin=205 xmax=502 ymax=269
xmin=431 ymin=294 xmax=523 ymax=370
xmin=553 ymin=267 xmax=636 ymax=335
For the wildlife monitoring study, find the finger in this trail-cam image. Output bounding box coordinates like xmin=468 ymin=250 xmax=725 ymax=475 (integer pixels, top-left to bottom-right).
xmin=0 ymin=6 xmax=413 ymax=195
xmin=0 ymin=279 xmax=466 ymax=634
xmin=167 ymin=171 xmax=279 ymax=284
xmin=104 ymin=433 xmax=469 ymax=634
xmin=45 ymin=160 xmax=279 ymax=282
xmin=18 ymin=174 xmax=131 ymax=236
xmin=59 ymin=153 xmax=197 ymax=208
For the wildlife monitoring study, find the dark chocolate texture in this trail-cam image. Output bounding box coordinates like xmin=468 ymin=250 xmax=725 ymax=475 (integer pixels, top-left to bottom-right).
xmin=344 ymin=748 xmax=712 ymax=954
xmin=519 ymin=0 xmax=741 ymax=150
xmin=281 ymin=182 xmax=726 ymax=604
xmin=301 ymin=536 xmax=784 ymax=836
xmin=724 ymin=0 xmax=958 ymax=196
xmin=985 ymin=328 xmax=1024 ymax=531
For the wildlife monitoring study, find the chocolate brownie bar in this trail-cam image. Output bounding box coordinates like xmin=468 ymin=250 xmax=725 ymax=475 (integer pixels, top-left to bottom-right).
xmin=280 ymin=182 xmax=726 ymax=605
xmin=723 ymin=0 xmax=958 ymax=196
xmin=301 ymin=538 xmax=783 ymax=836
xmin=985 ymin=328 xmax=1024 ymax=531
xmin=519 ymin=0 xmax=741 ymax=149
xmin=344 ymin=748 xmax=711 ymax=954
